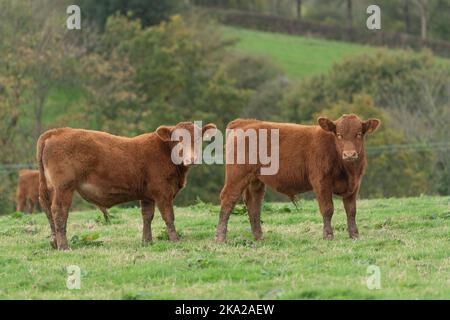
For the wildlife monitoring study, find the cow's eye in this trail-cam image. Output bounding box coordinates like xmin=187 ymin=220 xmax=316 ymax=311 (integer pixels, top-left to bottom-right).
xmin=337 ymin=134 xmax=343 ymax=139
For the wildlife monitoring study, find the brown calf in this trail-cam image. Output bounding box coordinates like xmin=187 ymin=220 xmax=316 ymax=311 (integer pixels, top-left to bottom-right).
xmin=15 ymin=170 xmax=110 ymax=221
xmin=16 ymin=170 xmax=40 ymax=213
xmin=37 ymin=122 xmax=216 ymax=250
xmin=216 ymin=114 xmax=380 ymax=242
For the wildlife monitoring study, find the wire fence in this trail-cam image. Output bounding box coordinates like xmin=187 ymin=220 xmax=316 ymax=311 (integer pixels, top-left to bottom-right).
xmin=0 ymin=142 xmax=448 ymax=172
xmin=364 ymin=142 xmax=450 ymax=154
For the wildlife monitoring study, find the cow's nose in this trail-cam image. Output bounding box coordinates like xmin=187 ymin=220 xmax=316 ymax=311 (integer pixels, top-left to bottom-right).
xmin=342 ymin=150 xmax=358 ymax=160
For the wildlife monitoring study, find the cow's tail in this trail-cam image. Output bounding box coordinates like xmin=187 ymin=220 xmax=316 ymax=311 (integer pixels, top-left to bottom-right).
xmin=36 ymin=130 xmax=58 ymax=214
xmin=289 ymin=195 xmax=300 ymax=210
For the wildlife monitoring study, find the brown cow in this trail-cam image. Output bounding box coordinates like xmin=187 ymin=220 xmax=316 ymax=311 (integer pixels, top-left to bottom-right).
xmin=216 ymin=114 xmax=380 ymax=242
xmin=16 ymin=170 xmax=40 ymax=213
xmin=16 ymin=169 xmax=110 ymax=219
xmin=37 ymin=122 xmax=216 ymax=250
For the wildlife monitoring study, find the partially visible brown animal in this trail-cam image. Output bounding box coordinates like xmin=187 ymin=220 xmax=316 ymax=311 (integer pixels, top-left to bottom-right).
xmin=16 ymin=170 xmax=40 ymax=213
xmin=216 ymin=114 xmax=380 ymax=242
xmin=16 ymin=169 xmax=110 ymax=220
xmin=37 ymin=122 xmax=216 ymax=250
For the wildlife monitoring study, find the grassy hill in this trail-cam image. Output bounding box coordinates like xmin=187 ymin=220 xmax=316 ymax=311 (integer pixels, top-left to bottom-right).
xmin=223 ymin=26 xmax=376 ymax=78
xmin=0 ymin=196 xmax=448 ymax=299
xmin=223 ymin=26 xmax=450 ymax=79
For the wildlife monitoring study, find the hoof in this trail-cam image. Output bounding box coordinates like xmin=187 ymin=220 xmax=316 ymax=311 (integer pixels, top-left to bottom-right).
xmin=49 ymin=240 xmax=58 ymax=249
xmin=253 ymin=234 xmax=264 ymax=241
xmin=215 ymin=235 xmax=226 ymax=243
xmin=57 ymin=241 xmax=70 ymax=251
xmin=142 ymin=239 xmax=153 ymax=246
xmin=323 ymin=234 xmax=334 ymax=240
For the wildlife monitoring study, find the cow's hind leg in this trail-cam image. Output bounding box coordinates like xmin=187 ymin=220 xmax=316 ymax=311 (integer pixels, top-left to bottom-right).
xmin=40 ymin=186 xmax=57 ymax=248
xmin=243 ymin=180 xmax=266 ymax=240
xmin=141 ymin=199 xmax=155 ymax=244
xmin=216 ymin=174 xmax=252 ymax=243
xmin=51 ymin=188 xmax=74 ymax=250
xmin=27 ymin=199 xmax=35 ymax=214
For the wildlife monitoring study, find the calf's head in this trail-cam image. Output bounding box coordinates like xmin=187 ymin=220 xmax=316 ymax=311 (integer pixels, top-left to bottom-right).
xmin=156 ymin=122 xmax=217 ymax=166
xmin=318 ymin=114 xmax=380 ymax=162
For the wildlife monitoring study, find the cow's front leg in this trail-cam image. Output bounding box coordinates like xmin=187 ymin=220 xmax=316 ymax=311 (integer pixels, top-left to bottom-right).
xmin=156 ymin=198 xmax=179 ymax=242
xmin=315 ymin=188 xmax=334 ymax=240
xmin=140 ymin=199 xmax=155 ymax=244
xmin=16 ymin=197 xmax=26 ymax=213
xmin=343 ymin=193 xmax=359 ymax=239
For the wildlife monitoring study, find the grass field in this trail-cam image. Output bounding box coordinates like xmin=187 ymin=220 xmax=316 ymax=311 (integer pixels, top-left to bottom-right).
xmin=223 ymin=26 xmax=376 ymax=78
xmin=0 ymin=196 xmax=449 ymax=299
xmin=223 ymin=27 xmax=450 ymax=79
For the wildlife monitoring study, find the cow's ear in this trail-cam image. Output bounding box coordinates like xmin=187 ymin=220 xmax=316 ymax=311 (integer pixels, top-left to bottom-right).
xmin=318 ymin=117 xmax=336 ymax=133
xmin=202 ymin=123 xmax=217 ymax=140
xmin=362 ymin=118 xmax=380 ymax=134
xmin=156 ymin=126 xmax=173 ymax=141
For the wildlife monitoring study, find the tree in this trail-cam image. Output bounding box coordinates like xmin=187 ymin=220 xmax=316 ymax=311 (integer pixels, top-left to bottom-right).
xmin=0 ymin=0 xmax=91 ymax=213
xmin=346 ymin=0 xmax=353 ymax=29
xmin=78 ymin=0 xmax=184 ymax=29
xmin=296 ymin=0 xmax=302 ymax=19
xmin=428 ymin=0 xmax=450 ymax=41
xmin=84 ymin=14 xmax=251 ymax=133
xmin=403 ymin=0 xmax=412 ymax=33
xmin=415 ymin=0 xmax=428 ymax=39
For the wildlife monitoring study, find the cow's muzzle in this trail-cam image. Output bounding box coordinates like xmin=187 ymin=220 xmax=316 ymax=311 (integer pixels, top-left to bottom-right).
xmin=342 ymin=150 xmax=358 ymax=161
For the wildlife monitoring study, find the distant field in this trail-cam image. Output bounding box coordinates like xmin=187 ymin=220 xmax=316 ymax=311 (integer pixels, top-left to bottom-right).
xmin=223 ymin=27 xmax=450 ymax=78
xmin=0 ymin=196 xmax=448 ymax=299
xmin=223 ymin=26 xmax=376 ymax=78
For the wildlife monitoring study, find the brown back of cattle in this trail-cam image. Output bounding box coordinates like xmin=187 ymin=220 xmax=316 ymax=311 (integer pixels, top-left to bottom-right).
xmin=16 ymin=169 xmax=40 ymax=213
xmin=37 ymin=122 xmax=216 ymax=250
xmin=216 ymin=114 xmax=380 ymax=242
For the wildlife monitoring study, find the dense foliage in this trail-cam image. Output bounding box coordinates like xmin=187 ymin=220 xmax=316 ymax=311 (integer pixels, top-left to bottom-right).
xmin=77 ymin=0 xmax=185 ymax=29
